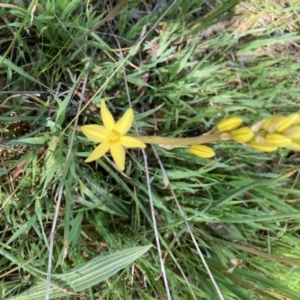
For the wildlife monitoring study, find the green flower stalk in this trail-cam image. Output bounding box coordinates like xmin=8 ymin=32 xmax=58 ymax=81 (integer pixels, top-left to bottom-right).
xmin=135 ymin=134 xmax=223 ymax=147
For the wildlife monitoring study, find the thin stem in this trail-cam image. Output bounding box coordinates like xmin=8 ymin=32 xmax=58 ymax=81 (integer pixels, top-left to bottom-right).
xmin=134 ymin=133 xmax=223 ymax=146
xmin=114 ymin=28 xmax=172 ymax=300
xmin=45 ymin=63 xmax=91 ymax=300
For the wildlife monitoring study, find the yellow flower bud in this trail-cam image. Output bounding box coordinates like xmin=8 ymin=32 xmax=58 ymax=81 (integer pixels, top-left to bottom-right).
xmin=282 ymin=126 xmax=300 ymax=140
xmin=248 ymin=141 xmax=278 ymax=152
xmin=263 ymin=114 xmax=299 ymax=133
xmin=276 ymin=113 xmax=299 ymax=133
xmin=286 ymin=141 xmax=300 ymax=151
xmin=217 ymin=117 xmax=243 ymax=132
xmin=291 ymin=113 xmax=300 ymax=125
xmin=262 ymin=117 xmax=277 ymax=132
xmin=230 ymin=127 xmax=254 ymax=143
xmin=189 ymin=145 xmax=215 ymax=158
xmin=265 ymin=133 xmax=291 ymax=147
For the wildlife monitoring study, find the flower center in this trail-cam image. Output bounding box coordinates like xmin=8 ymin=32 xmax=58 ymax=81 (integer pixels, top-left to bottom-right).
xmin=109 ymin=129 xmax=121 ymax=142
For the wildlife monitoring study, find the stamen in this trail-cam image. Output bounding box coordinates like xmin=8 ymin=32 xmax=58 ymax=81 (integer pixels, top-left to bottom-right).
xmin=109 ymin=129 xmax=121 ymax=142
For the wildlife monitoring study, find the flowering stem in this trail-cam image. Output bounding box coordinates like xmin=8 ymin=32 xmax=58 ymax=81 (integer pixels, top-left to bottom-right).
xmin=133 ymin=133 xmax=224 ymax=146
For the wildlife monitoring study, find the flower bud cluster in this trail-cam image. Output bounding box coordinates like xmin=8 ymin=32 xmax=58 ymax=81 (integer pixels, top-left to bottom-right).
xmin=217 ymin=113 xmax=300 ymax=152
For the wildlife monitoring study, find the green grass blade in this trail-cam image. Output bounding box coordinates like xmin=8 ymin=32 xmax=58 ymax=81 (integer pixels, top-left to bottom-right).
xmin=5 ymin=245 xmax=152 ymax=300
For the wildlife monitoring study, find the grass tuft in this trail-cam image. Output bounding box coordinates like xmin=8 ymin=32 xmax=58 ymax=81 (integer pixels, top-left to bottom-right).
xmin=1 ymin=0 xmax=300 ymax=299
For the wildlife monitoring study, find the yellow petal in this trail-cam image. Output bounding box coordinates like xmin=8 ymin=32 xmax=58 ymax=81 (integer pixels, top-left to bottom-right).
xmin=85 ymin=141 xmax=110 ymax=162
xmin=115 ymin=108 xmax=134 ymax=135
xmin=120 ymin=136 xmax=146 ymax=148
xmin=189 ymin=145 xmax=215 ymax=158
xmin=101 ymin=101 xmax=115 ymax=131
xmin=110 ymin=142 xmax=126 ymax=171
xmin=82 ymin=125 xmax=109 ymax=142
xmin=230 ymin=127 xmax=254 ymax=143
xmin=217 ymin=117 xmax=243 ymax=132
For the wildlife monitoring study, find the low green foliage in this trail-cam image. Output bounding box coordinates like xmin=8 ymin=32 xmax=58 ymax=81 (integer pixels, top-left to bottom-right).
xmin=1 ymin=0 xmax=300 ymax=299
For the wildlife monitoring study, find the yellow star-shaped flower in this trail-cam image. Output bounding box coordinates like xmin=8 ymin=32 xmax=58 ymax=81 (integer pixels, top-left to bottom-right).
xmin=82 ymin=101 xmax=146 ymax=171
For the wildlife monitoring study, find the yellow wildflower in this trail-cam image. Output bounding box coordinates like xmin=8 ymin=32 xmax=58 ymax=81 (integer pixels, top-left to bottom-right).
xmin=82 ymin=101 xmax=146 ymax=171
xmin=189 ymin=145 xmax=215 ymax=158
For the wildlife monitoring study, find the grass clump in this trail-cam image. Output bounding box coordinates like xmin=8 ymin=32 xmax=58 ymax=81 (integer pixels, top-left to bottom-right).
xmin=1 ymin=0 xmax=300 ymax=299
